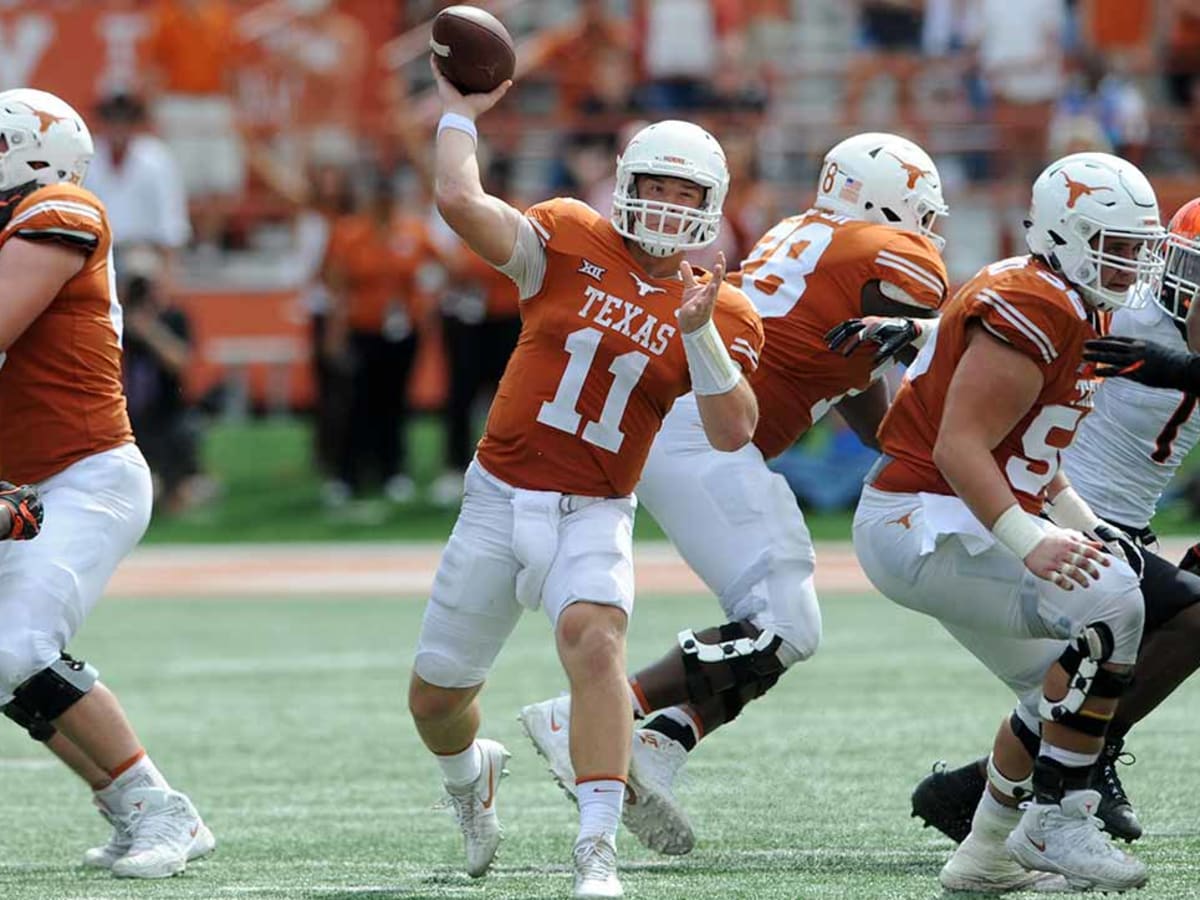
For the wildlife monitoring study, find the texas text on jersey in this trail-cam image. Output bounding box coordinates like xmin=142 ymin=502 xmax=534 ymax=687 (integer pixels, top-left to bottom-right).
xmin=729 ymin=208 xmax=947 ymax=460
xmin=875 ymin=254 xmax=1108 ymax=513
xmin=478 ymin=198 xmax=764 ymax=497
xmin=0 ymin=181 xmax=132 ymax=484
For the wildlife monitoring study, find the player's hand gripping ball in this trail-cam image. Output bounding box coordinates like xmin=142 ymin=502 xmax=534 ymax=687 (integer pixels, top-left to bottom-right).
xmin=430 ymin=5 xmax=516 ymax=95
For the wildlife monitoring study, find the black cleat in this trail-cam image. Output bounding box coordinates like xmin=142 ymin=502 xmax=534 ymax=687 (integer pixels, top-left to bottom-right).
xmin=1095 ymin=738 xmax=1143 ymax=843
xmin=910 ymin=758 xmax=987 ymax=843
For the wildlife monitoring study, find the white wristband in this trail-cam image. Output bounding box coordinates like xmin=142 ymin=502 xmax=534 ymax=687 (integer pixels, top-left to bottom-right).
xmin=991 ymin=504 xmax=1044 ymax=561
xmin=437 ymin=112 xmax=478 ymax=144
xmin=682 ymin=319 xmax=741 ymax=395
xmin=1043 ymin=486 xmax=1101 ymax=533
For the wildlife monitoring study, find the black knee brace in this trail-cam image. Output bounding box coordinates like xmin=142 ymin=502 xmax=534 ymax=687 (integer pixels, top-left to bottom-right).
xmin=9 ymin=652 xmax=98 ymax=723
xmin=1041 ymin=624 xmax=1132 ymax=736
xmin=1010 ymin=711 xmax=1041 ymax=759
xmin=2 ymin=698 xmax=56 ymax=741
xmin=678 ymin=620 xmax=786 ymax=721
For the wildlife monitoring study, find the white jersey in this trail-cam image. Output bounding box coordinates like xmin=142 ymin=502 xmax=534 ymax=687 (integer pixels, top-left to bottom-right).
xmin=1063 ymin=299 xmax=1200 ymax=530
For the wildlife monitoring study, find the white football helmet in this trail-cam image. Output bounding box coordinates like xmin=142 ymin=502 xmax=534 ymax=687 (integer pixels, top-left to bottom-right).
xmin=1025 ymin=152 xmax=1166 ymax=310
xmin=814 ymin=132 xmax=948 ymax=250
xmin=0 ymin=88 xmax=92 ymax=193
xmin=611 ymin=120 xmax=728 ymax=258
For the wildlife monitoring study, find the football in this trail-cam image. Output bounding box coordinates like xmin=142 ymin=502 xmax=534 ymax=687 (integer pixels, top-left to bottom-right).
xmin=430 ymin=5 xmax=516 ymax=95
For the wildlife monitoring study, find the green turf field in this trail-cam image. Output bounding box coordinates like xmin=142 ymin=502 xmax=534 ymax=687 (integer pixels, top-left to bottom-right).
xmin=3 ymin=588 xmax=1199 ymax=899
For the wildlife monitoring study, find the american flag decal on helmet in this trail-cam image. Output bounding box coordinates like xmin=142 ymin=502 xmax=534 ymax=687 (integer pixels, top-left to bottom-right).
xmin=839 ymin=176 xmax=862 ymax=204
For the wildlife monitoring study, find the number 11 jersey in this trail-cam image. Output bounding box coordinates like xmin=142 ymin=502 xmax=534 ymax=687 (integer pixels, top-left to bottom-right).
xmin=477 ymin=198 xmax=764 ymax=497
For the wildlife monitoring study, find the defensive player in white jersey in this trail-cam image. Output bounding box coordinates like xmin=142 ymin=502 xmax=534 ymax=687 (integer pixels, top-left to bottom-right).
xmin=912 ymin=197 xmax=1200 ymax=849
xmin=518 ymin=132 xmax=950 ymax=856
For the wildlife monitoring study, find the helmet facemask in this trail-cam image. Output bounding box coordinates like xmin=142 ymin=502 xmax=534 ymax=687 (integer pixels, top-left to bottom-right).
xmin=1160 ymin=230 xmax=1200 ymax=322
xmin=1051 ymin=214 xmax=1165 ymax=311
xmin=613 ymin=173 xmax=721 ymax=258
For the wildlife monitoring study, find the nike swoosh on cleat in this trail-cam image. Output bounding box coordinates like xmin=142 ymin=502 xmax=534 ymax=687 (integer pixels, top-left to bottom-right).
xmin=481 ymin=765 xmax=496 ymax=809
xmin=1028 ymin=836 xmax=1046 ymax=852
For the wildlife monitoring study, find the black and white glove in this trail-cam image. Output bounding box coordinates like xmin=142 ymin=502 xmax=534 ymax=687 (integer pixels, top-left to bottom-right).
xmin=1083 ymin=336 xmax=1200 ymax=393
xmin=1091 ymin=520 xmax=1144 ymax=579
xmin=825 ymin=316 xmax=923 ymax=364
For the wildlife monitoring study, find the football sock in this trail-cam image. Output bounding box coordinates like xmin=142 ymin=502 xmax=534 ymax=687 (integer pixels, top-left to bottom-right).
xmin=576 ymin=777 xmax=625 ymax=842
xmin=437 ymin=741 xmax=482 ymax=788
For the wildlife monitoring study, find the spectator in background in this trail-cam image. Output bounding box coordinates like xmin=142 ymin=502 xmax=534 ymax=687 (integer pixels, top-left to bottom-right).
xmin=143 ymin=0 xmax=245 ymax=255
xmin=119 ymin=248 xmax=213 ymax=517
xmin=844 ymin=0 xmax=927 ymax=125
xmin=969 ymin=0 xmax=1067 ymax=183
xmin=636 ymin=0 xmax=720 ymax=112
xmin=85 ymin=92 xmax=190 ymax=272
xmin=1050 ymin=54 xmax=1148 ymax=165
xmin=321 ymin=173 xmax=441 ymax=508
xmin=536 ymin=0 xmax=632 ymax=117
xmin=244 ymin=0 xmax=368 ymax=171
xmin=428 ymin=233 xmax=521 ymax=509
xmin=1165 ymin=0 xmax=1200 ymax=164
xmin=245 ymin=141 xmax=356 ymax=485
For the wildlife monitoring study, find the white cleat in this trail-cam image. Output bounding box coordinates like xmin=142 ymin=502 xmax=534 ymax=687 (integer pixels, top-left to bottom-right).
xmin=519 ymin=696 xmax=577 ymax=801
xmin=623 ymin=729 xmax=694 ymax=856
xmin=83 ymin=797 xmax=216 ymax=870
xmin=110 ymin=787 xmax=213 ymax=879
xmin=939 ymin=831 xmax=1069 ymax=893
xmin=443 ymin=739 xmax=511 ymax=878
xmin=572 ymin=834 xmax=623 ymax=898
xmin=1006 ymin=791 xmax=1148 ymax=892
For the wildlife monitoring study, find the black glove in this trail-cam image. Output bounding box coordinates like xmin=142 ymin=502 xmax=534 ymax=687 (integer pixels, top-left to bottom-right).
xmin=825 ymin=316 xmax=922 ymax=363
xmin=1092 ymin=520 xmax=1144 ymax=578
xmin=0 ymin=481 xmax=43 ymax=541
xmin=1179 ymin=541 xmax=1200 ymax=575
xmin=1083 ymin=336 xmax=1200 ymax=393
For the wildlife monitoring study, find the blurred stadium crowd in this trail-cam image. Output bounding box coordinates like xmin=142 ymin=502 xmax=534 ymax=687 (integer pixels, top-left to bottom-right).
xmin=10 ymin=0 xmax=1200 ymax=515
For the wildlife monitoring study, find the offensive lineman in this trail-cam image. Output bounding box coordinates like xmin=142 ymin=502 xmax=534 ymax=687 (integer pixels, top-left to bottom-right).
xmin=855 ymin=151 xmax=1165 ymax=892
xmin=0 ymin=89 xmax=213 ymax=878
xmin=911 ymin=197 xmax=1200 ymax=851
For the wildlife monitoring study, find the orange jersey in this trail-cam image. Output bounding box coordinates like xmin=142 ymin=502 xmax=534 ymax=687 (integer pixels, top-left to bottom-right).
xmin=478 ymin=199 xmax=764 ymax=496
xmin=0 ymin=183 xmax=133 ymax=484
xmin=875 ymin=255 xmax=1107 ymax=513
xmin=729 ymin=210 xmax=947 ymax=460
xmin=145 ymin=0 xmax=239 ymax=95
xmin=324 ymin=213 xmax=439 ymax=333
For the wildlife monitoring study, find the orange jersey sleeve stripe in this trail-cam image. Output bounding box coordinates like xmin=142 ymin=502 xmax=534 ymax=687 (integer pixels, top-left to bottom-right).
xmin=977 ymin=290 xmax=1058 ymax=362
xmin=874 ymin=249 xmax=945 ymax=297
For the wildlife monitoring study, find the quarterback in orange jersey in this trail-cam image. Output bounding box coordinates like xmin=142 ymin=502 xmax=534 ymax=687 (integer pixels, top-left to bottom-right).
xmin=407 ymin=63 xmax=762 ymax=897
xmin=520 ymin=132 xmax=950 ymax=856
xmin=855 ymin=152 xmax=1166 ymax=893
xmin=0 ymin=90 xmax=213 ymax=879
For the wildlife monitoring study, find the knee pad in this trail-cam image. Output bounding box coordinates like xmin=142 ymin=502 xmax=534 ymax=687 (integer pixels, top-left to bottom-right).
xmin=9 ymin=653 xmax=98 ymax=723
xmin=2 ymin=698 xmax=56 ymax=741
xmin=1040 ymin=624 xmax=1132 ymax=735
xmin=678 ymin=620 xmax=787 ymax=721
